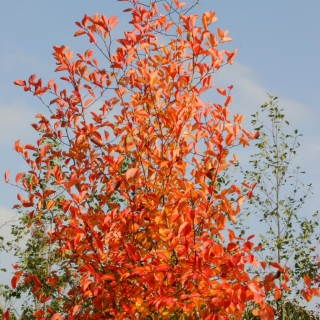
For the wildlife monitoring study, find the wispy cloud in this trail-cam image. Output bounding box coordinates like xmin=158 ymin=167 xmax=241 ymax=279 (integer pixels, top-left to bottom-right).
xmin=216 ymin=62 xmax=310 ymax=127
xmin=214 ymin=62 xmax=320 ymax=212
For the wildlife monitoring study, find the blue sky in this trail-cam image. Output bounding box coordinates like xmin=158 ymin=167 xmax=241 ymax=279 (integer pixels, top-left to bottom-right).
xmin=1 ymin=0 xmax=320 ymax=312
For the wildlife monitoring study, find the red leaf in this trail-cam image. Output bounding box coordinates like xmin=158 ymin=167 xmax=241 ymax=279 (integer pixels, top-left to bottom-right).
xmin=179 ymin=222 xmax=192 ymax=236
xmin=270 ymin=262 xmax=284 ymax=272
xmin=155 ymin=264 xmax=170 ymax=272
xmin=283 ymin=283 xmax=292 ymax=292
xmin=11 ymin=270 xmax=23 ymax=289
xmin=24 ymin=144 xmax=37 ymax=151
xmin=60 ymin=77 xmax=70 ymax=82
xmin=177 ymin=246 xmax=186 ymax=256
xmin=3 ymin=309 xmax=10 ymax=320
xmin=33 ymin=275 xmax=42 ymax=288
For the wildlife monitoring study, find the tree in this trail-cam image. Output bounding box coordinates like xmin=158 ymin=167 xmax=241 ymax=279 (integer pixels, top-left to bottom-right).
xmin=3 ymin=0 xmax=291 ymax=318
xmin=240 ymin=96 xmax=320 ymax=319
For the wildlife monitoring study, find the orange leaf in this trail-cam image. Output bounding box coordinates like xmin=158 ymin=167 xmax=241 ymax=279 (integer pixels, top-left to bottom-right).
xmin=100 ymin=274 xmax=115 ymax=281
xmin=260 ymin=261 xmax=267 ymax=270
xmin=301 ymin=289 xmax=312 ymax=302
xmin=74 ymin=29 xmax=86 ymax=37
xmin=126 ymin=168 xmax=139 ymax=180
xmin=224 ymin=95 xmax=233 ymax=107
xmin=237 ymin=195 xmax=245 ymax=207
xmin=228 ymin=229 xmax=235 ymax=242
xmin=284 ymin=272 xmax=290 ymax=282
xmin=260 ymin=306 xmax=274 ymax=320
xmin=107 ymin=178 xmax=122 ymax=195
xmin=51 ymin=314 xmax=62 ymax=320
xmin=88 ymin=32 xmax=97 ymax=44
xmin=248 ymin=282 xmax=265 ymax=296
xmin=313 ymin=288 xmax=320 ymax=296
xmin=202 ymin=14 xmax=208 ymax=30
xmin=71 ymin=305 xmax=81 ymax=316
xmin=15 ymin=172 xmax=24 ymax=183
xmin=39 ymin=145 xmax=52 ymax=157
xmin=90 ymin=136 xmax=104 ymax=147
xmin=217 ymin=28 xmax=224 ymax=39
xmin=163 ymin=3 xmax=170 ymax=12
xmin=217 ymin=88 xmax=226 ymax=96
xmin=84 ymin=98 xmax=94 ymax=108
xmin=14 ymin=79 xmax=26 ymax=86
xmin=304 ymin=274 xmax=312 ymax=287
xmin=4 ymin=169 xmax=10 ymax=183
xmin=274 ymin=289 xmax=281 ymax=300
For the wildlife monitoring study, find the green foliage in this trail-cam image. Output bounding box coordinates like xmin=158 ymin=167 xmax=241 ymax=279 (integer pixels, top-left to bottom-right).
xmin=240 ymin=95 xmax=320 ymax=318
xmin=243 ymin=300 xmax=320 ymax=320
xmin=0 ymin=135 xmax=80 ymax=319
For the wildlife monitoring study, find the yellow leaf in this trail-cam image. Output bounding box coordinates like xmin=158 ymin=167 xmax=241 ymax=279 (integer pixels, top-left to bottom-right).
xmin=47 ymin=200 xmax=55 ymax=210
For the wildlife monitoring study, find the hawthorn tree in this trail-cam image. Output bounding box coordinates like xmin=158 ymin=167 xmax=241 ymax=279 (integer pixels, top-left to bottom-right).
xmin=2 ymin=0 xmax=307 ymax=319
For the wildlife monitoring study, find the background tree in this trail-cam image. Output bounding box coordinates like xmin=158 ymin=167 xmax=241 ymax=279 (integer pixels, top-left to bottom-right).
xmin=240 ymin=95 xmax=320 ymax=319
xmin=0 ymin=139 xmax=80 ymax=319
xmin=1 ymin=0 xmax=306 ymax=319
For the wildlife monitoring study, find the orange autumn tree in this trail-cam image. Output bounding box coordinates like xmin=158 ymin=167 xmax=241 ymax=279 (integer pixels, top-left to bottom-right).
xmin=4 ymin=0 xmax=281 ymax=318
